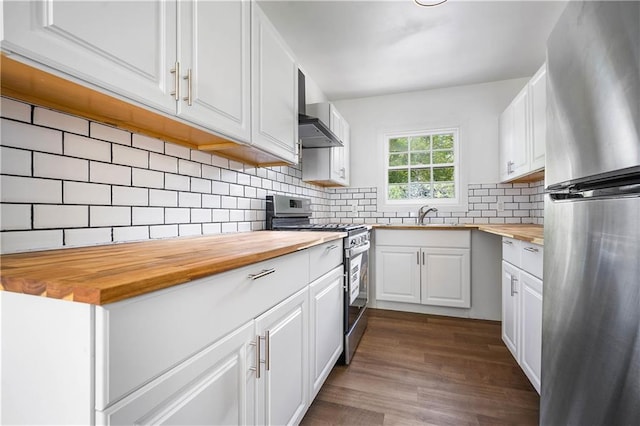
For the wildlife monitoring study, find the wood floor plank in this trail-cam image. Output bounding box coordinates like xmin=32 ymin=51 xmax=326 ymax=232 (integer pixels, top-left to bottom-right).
xmin=301 ymin=309 xmax=539 ymax=425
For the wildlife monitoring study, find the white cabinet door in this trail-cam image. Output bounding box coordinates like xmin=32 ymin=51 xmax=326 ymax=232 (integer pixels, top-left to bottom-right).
xmin=331 ymin=120 xmax=350 ymax=185
xmin=2 ymin=1 xmax=177 ymax=114
xmin=309 ymin=266 xmax=344 ymax=401
xmin=499 ymin=105 xmax=514 ymax=182
xmin=520 ymin=271 xmax=542 ymax=394
xmin=375 ymin=245 xmax=421 ymax=304
xmin=510 ymin=86 xmax=529 ymax=177
xmin=502 ymin=261 xmax=520 ymax=361
xmin=421 ymin=248 xmax=470 ymax=308
xmin=251 ymin=2 xmax=298 ymax=164
xmin=98 ymin=321 xmax=256 ymax=425
xmin=529 ymin=64 xmax=547 ymax=171
xmin=177 ymin=0 xmax=251 ymax=142
xmin=255 ymin=286 xmax=309 ymax=426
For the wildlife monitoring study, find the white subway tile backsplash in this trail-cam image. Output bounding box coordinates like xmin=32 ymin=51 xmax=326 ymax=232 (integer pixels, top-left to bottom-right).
xmin=202 ymin=194 xmax=221 ymax=208
xmin=178 ymin=159 xmax=201 ymax=177
xmin=1 ymin=118 xmax=63 ymax=154
xmin=0 ymin=204 xmax=31 ymax=230
xmin=65 ymin=228 xmax=112 ymax=247
xmin=213 ymin=209 xmax=230 ymax=222
xmin=149 ymin=189 xmax=178 ymax=207
xmin=229 ymin=210 xmax=244 ymax=222
xmin=34 ymin=152 xmax=88 ymax=181
xmin=34 ymin=205 xmax=88 ymax=229
xmin=1 ymin=230 xmax=63 ymax=253
xmin=113 ymin=226 xmax=149 ymax=242
xmin=202 ymin=222 xmax=221 ymax=234
xmin=165 ymin=173 xmax=190 ymax=191
xmin=64 ymin=134 xmax=111 ymax=162
xmin=150 ymin=224 xmax=178 ymax=239
xmin=90 ymin=206 xmax=131 ymax=227
xmin=1 ymin=176 xmax=61 ymax=203
xmin=221 ymin=222 xmax=237 ymax=233
xmin=229 ymin=184 xmax=243 ymax=197
xmin=113 ymin=186 xmax=148 ymax=206
xmin=0 ymin=146 xmax=31 ymax=176
xmin=113 ymin=145 xmax=148 ymax=168
xmin=165 ymin=143 xmax=190 ymax=160
xmin=90 ymin=162 xmax=131 ymax=186
xmin=165 ymin=208 xmax=190 ymax=224
xmin=178 ymin=192 xmax=201 ymax=208
xmin=132 ymin=207 xmax=164 ymax=225
xmin=190 ymin=177 xmax=211 ymax=194
xmin=179 ymin=223 xmax=201 ymax=236
xmin=237 ymin=173 xmax=251 ymax=186
xmin=149 ymin=152 xmax=178 ymax=173
xmin=191 ymin=208 xmax=212 ymax=223
xmin=132 ymin=134 xmax=164 ymax=153
xmin=133 ymin=168 xmax=164 ymax=189
xmin=63 ymin=182 xmax=110 ymax=205
xmin=211 ymin=155 xmax=229 ymax=169
xmin=34 ymin=108 xmax=88 ymax=135
xmin=1 ymin=98 xmax=31 ymax=122
xmin=221 ymin=169 xmax=237 ymax=183
xmin=202 ymin=165 xmax=220 ymax=180
xmin=212 ymin=181 xmax=230 ymax=195
xmin=90 ymin=123 xmax=131 ymax=146
xmin=190 ymin=150 xmax=212 ymax=165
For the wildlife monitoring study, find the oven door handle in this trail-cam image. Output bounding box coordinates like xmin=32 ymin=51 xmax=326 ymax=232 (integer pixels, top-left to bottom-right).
xmin=346 ymin=241 xmax=370 ymax=257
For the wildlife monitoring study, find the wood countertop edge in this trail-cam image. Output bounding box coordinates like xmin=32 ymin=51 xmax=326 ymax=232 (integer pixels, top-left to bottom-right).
xmin=372 ymin=224 xmax=544 ymax=245
xmin=0 ymin=231 xmax=346 ymax=305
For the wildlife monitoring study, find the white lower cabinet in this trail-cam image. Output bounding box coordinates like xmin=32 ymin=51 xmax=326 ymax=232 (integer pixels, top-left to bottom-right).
xmin=375 ymin=230 xmax=471 ymax=308
xmin=0 ymin=242 xmax=344 ymax=425
xmin=309 ymin=266 xmax=344 ymax=400
xmin=255 ymin=286 xmax=309 ymax=426
xmin=501 ymin=237 xmax=543 ymax=393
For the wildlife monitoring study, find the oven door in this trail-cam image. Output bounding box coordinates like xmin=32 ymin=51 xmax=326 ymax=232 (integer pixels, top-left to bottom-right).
xmin=346 ymin=241 xmax=369 ymax=332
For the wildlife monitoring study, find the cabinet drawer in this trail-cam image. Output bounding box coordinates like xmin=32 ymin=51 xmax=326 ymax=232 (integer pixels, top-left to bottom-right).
xmin=309 ymin=239 xmax=343 ymax=282
xmin=502 ymin=237 xmax=521 ymax=266
xmin=376 ymin=229 xmax=470 ymax=248
xmin=95 ymin=250 xmax=309 ymax=410
xmin=521 ymin=243 xmax=543 ymax=279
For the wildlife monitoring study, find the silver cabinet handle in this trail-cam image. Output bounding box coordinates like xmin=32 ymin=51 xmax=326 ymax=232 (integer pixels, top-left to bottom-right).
xmin=524 ymin=246 xmax=539 ymax=253
xmin=183 ymin=68 xmax=193 ymax=106
xmin=503 ymin=240 xmax=513 ymax=245
xmin=507 ymin=160 xmax=514 ymax=174
xmin=326 ymin=244 xmax=339 ymax=251
xmin=510 ymin=275 xmax=518 ymax=296
xmin=265 ymin=330 xmax=271 ymax=371
xmin=170 ymin=61 xmax=180 ymax=100
xmin=422 ymin=251 xmax=425 ymax=265
xmin=417 ymin=251 xmax=420 ymax=265
xmin=248 ymin=268 xmax=275 ymax=280
xmin=249 ymin=336 xmax=261 ymax=379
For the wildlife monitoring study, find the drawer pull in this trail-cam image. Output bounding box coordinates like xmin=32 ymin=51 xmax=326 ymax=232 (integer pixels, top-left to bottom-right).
xmin=524 ymin=246 xmax=539 ymax=253
xmin=248 ymin=268 xmax=276 ymax=280
xmin=265 ymin=330 xmax=271 ymax=371
xmin=503 ymin=240 xmax=513 ymax=245
xmin=249 ymin=336 xmax=261 ymax=379
xmin=326 ymin=244 xmax=339 ymax=251
xmin=510 ymin=275 xmax=518 ymax=296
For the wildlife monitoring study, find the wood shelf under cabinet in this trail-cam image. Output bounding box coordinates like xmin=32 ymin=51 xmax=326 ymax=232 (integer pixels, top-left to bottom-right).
xmin=0 ymin=54 xmax=288 ymax=167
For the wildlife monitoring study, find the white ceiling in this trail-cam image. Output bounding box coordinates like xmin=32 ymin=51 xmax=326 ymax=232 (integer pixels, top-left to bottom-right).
xmin=258 ymin=0 xmax=567 ymax=101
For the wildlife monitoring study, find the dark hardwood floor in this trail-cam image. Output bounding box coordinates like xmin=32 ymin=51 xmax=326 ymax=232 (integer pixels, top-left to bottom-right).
xmin=302 ymin=309 xmax=539 ymax=425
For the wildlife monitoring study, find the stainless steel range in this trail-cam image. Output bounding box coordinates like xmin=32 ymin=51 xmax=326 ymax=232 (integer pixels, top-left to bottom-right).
xmin=266 ymin=194 xmax=369 ymax=364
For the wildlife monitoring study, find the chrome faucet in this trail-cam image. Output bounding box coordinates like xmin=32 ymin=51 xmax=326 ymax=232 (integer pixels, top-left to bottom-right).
xmin=417 ymin=205 xmax=438 ymax=224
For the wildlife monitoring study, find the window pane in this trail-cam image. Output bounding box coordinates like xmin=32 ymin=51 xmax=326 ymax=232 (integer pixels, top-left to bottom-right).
xmin=410 ymin=152 xmax=430 ymax=165
xmin=433 ymin=133 xmax=454 ymax=149
xmin=409 ymin=183 xmax=431 ymax=199
xmin=410 ymin=168 xmax=431 ymax=182
xmin=433 ymin=166 xmax=454 ymax=181
xmin=410 ymin=136 xmax=430 ymax=151
xmin=388 ymin=153 xmax=408 ymax=166
xmin=388 ymin=169 xmax=408 ymax=184
xmin=433 ymin=150 xmax=454 ymax=164
xmin=433 ymin=183 xmax=455 ymax=198
xmin=389 ymin=137 xmax=408 ymax=152
xmin=388 ymin=184 xmax=408 ymax=200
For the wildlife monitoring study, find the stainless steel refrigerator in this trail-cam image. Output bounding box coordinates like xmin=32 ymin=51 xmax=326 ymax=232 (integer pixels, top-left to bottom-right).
xmin=542 ymin=1 xmax=640 ymax=424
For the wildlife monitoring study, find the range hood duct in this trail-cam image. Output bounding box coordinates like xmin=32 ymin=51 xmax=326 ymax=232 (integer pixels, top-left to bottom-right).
xmin=298 ymin=70 xmax=343 ymax=148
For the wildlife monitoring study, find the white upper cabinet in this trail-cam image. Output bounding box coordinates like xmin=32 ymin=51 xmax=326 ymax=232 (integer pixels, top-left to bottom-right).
xmin=499 ymin=63 xmax=547 ymax=182
xmin=251 ymin=2 xmax=299 ymax=164
xmin=177 ymin=0 xmax=251 ymax=142
xmin=1 ymin=0 xmax=177 ymax=114
xmin=302 ymin=103 xmax=351 ymax=186
xmin=529 ymin=64 xmax=547 ymax=171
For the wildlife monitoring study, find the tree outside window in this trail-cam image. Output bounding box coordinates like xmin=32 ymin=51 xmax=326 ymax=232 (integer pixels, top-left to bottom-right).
xmin=386 ymin=129 xmax=457 ymax=203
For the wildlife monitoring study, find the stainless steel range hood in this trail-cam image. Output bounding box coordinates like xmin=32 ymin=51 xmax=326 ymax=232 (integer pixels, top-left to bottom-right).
xmin=298 ymin=70 xmax=343 ymax=148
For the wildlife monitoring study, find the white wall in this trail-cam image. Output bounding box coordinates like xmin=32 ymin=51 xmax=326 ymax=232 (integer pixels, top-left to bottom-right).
xmin=334 ymin=78 xmax=529 ymax=189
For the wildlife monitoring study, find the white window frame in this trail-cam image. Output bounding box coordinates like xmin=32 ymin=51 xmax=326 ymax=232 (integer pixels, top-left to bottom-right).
xmin=379 ymin=126 xmax=468 ymax=212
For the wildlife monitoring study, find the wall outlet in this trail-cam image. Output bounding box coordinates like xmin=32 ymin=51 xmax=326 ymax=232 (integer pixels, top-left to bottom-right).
xmin=497 ymin=200 xmax=505 ymax=212
xmin=351 ymin=202 xmax=358 ymax=213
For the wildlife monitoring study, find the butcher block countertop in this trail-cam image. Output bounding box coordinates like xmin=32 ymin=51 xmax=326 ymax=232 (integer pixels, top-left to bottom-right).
xmin=0 ymin=231 xmax=345 ymax=305
xmin=373 ymin=223 xmax=544 ymax=245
